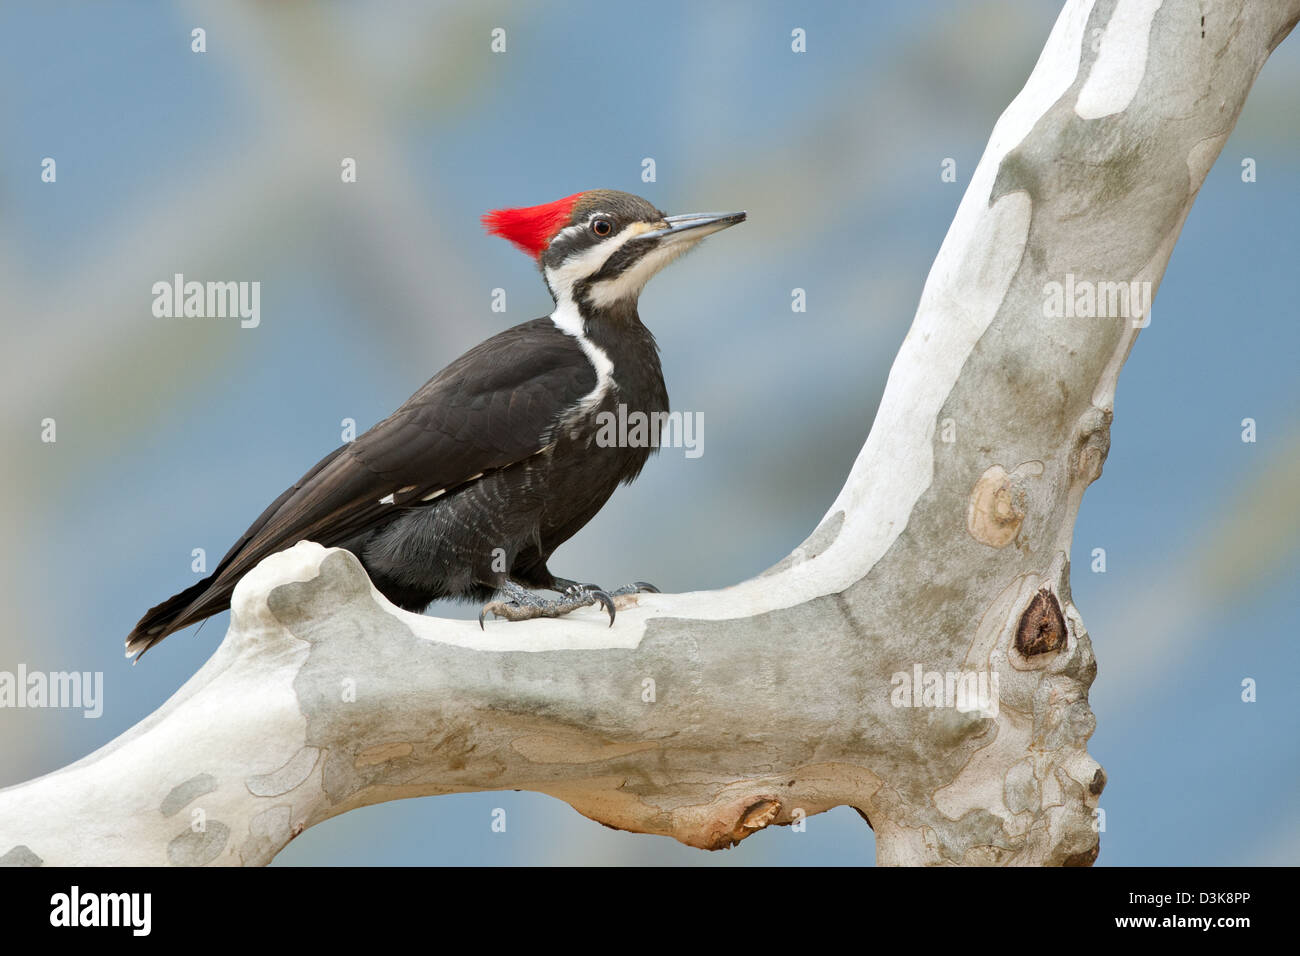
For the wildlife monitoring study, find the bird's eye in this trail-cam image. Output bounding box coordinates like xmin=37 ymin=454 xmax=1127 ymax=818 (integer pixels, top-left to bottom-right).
xmin=591 ymin=218 xmax=613 ymax=237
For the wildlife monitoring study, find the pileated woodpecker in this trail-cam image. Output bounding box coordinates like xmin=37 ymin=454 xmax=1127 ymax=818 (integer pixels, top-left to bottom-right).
xmin=125 ymin=189 xmax=745 ymax=660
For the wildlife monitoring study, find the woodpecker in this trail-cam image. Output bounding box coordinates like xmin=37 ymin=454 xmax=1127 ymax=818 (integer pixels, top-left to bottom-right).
xmin=125 ymin=189 xmax=746 ymax=660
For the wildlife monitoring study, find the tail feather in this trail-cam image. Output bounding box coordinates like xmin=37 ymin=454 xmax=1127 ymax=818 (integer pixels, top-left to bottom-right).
xmin=125 ymin=442 xmax=373 ymax=662
xmin=124 ymin=576 xmax=229 ymax=662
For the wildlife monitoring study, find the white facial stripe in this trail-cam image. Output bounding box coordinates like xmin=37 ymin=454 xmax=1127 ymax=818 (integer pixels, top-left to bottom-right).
xmin=550 ymin=222 xmax=586 ymax=246
xmin=543 ymin=220 xmax=658 ymax=305
xmin=546 ymin=211 xmax=613 ymax=262
xmin=585 ymin=218 xmax=733 ymax=308
xmin=585 ymin=239 xmax=695 ymax=309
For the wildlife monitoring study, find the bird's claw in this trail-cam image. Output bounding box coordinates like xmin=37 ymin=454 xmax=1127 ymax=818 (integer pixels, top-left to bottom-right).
xmin=592 ymin=588 xmax=616 ymax=626
xmin=479 ymin=584 xmax=616 ymax=627
xmin=608 ymin=581 xmax=659 ymax=596
xmin=557 ymin=583 xmax=616 ymax=625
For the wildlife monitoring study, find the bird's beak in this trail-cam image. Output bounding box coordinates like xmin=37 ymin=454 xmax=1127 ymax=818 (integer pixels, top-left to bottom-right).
xmin=640 ymin=210 xmax=747 ymax=243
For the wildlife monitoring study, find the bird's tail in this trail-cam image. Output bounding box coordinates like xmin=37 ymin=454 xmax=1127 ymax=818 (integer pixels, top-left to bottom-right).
xmin=124 ymin=576 xmax=227 ymax=662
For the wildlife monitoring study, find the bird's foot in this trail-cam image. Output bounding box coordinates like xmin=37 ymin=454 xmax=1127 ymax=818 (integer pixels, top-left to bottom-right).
xmin=478 ymin=580 xmax=658 ymax=629
xmin=552 ymin=577 xmax=659 ymax=600
xmin=606 ymin=581 xmax=660 ymax=598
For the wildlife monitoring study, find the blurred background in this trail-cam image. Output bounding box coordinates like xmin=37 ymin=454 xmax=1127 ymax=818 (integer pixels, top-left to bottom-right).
xmin=1 ymin=0 xmax=1296 ymax=866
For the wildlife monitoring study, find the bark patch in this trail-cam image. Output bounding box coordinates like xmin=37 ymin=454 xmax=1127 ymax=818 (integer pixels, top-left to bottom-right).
xmin=1015 ymin=588 xmax=1068 ymax=656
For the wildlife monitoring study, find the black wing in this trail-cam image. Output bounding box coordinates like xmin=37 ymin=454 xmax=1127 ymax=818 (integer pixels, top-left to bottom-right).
xmin=127 ymin=317 xmax=595 ymax=658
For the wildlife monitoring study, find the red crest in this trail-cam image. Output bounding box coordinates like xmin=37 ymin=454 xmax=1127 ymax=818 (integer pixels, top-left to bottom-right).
xmin=482 ymin=192 xmax=586 ymax=258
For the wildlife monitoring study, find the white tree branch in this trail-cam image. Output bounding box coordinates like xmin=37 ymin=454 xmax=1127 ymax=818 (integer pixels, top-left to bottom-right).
xmin=3 ymin=0 xmax=1295 ymax=866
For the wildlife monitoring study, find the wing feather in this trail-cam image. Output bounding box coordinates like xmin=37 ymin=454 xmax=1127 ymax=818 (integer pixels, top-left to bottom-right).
xmin=131 ymin=317 xmax=595 ymax=649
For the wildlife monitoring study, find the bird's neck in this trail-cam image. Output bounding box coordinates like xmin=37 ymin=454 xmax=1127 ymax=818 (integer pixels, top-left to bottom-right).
xmin=550 ymin=294 xmax=667 ymax=415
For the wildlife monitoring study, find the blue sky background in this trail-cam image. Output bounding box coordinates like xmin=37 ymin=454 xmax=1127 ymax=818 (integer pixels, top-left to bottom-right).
xmin=0 ymin=0 xmax=1296 ymax=866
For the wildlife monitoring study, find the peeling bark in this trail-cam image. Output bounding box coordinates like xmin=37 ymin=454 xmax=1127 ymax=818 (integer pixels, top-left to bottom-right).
xmin=2 ymin=0 xmax=1295 ymax=866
